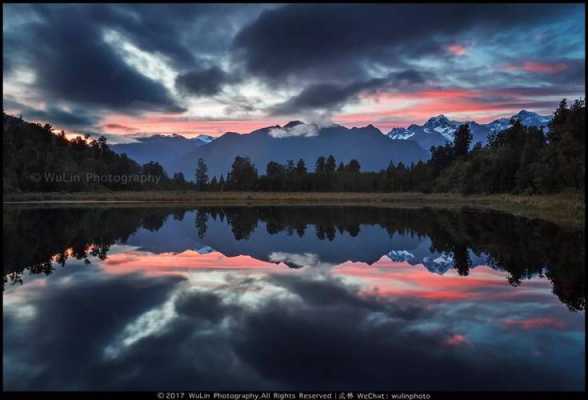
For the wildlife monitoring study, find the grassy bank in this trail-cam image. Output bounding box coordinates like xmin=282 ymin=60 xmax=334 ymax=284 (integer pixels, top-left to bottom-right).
xmin=3 ymin=191 xmax=585 ymax=228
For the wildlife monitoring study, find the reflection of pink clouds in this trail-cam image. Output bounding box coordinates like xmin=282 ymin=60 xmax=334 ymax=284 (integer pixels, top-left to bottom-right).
xmin=333 ymin=258 xmax=551 ymax=302
xmin=445 ymin=334 xmax=468 ymax=346
xmin=101 ymin=250 xmax=280 ymax=277
xmin=503 ymin=317 xmax=566 ymax=330
xmin=505 ymin=61 xmax=568 ymax=74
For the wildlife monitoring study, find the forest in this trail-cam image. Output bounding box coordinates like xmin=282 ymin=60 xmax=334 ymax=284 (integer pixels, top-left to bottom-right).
xmin=198 ymin=99 xmax=585 ymax=195
xmin=3 ymin=98 xmax=585 ymax=195
xmin=2 ymin=113 xmax=191 ymax=192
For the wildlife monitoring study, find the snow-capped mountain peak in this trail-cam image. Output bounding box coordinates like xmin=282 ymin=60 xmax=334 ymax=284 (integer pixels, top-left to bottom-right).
xmin=387 ymin=110 xmax=552 ymax=151
xmin=426 ymin=114 xmax=452 ymax=126
xmin=512 ymin=110 xmax=551 ymax=127
xmin=195 ymin=134 xmax=215 ymax=144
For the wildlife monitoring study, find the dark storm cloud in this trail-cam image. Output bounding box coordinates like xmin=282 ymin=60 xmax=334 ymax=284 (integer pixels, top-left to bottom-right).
xmin=233 ymin=4 xmax=575 ymax=85
xmin=3 ymin=98 xmax=100 ymax=129
xmin=175 ymin=66 xmax=238 ymax=97
xmin=2 ymin=4 xmax=266 ymax=116
xmin=26 ymin=107 xmax=99 ymax=129
xmin=3 ymin=5 xmax=183 ymax=113
xmin=271 ymin=82 xmax=379 ymax=115
xmin=270 ymin=70 xmax=426 ymax=115
xmin=86 ymin=4 xmax=266 ymax=69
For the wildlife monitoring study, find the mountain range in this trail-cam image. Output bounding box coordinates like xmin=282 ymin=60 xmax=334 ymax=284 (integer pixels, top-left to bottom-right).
xmin=387 ymin=110 xmax=551 ymax=151
xmin=174 ymin=122 xmax=429 ymax=179
xmin=110 ymin=110 xmax=551 ymax=179
xmin=110 ymin=134 xmax=214 ymax=176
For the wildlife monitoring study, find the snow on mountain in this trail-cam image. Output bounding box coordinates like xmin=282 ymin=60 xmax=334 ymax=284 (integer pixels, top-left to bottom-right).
xmin=387 ymin=248 xmax=493 ymax=275
xmin=196 ymin=246 xmax=215 ymax=254
xmin=425 ymin=114 xmax=461 ymax=141
xmin=387 ymin=115 xmax=462 ymax=151
xmin=388 ymin=128 xmax=415 ymax=140
xmin=387 ymin=250 xmax=416 ymax=261
xmin=196 ymin=134 xmax=215 ymax=144
xmin=486 ymin=118 xmax=512 ymax=134
xmin=512 ymin=110 xmax=551 ymax=129
xmin=387 ymin=110 xmax=552 ymax=152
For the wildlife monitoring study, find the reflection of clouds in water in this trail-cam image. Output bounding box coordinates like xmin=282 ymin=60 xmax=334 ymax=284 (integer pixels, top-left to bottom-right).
xmin=269 ymin=252 xmax=337 ymax=269
xmin=3 ymin=260 xmax=584 ymax=390
xmin=104 ymin=289 xmax=181 ymax=360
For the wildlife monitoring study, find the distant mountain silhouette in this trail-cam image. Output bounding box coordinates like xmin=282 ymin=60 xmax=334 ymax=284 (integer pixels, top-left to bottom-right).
xmin=173 ymin=123 xmax=428 ymax=179
xmin=110 ymin=134 xmax=214 ymax=176
xmin=109 ymin=111 xmax=552 ymax=177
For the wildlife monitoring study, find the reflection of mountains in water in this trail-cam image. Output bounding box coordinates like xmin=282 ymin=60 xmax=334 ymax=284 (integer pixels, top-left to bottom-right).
xmin=3 ymin=206 xmax=584 ymax=311
xmin=128 ymin=212 xmax=492 ymax=274
xmin=387 ymin=247 xmax=492 ymax=275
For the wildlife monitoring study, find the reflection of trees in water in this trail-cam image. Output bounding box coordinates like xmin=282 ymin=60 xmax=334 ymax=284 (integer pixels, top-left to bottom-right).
xmin=195 ymin=211 xmax=208 ymax=240
xmin=2 ymin=207 xmax=181 ymax=287
xmin=3 ymin=206 xmax=584 ymax=311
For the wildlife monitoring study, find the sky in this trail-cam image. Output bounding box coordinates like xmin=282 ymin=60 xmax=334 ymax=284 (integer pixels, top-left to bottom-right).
xmin=2 ymin=3 xmax=585 ymax=142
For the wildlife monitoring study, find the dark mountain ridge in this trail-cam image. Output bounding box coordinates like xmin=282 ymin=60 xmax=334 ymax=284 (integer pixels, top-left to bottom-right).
xmin=174 ymin=123 xmax=428 ymax=179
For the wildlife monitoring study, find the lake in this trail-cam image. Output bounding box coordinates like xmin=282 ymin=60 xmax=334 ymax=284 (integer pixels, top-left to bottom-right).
xmin=2 ymin=206 xmax=585 ymax=391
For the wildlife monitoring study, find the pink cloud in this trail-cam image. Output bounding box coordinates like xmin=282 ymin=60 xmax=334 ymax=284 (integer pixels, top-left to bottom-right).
xmin=503 ymin=317 xmax=566 ymax=330
xmin=445 ymin=334 xmax=468 ymax=346
xmin=339 ymin=87 xmax=556 ymax=130
xmin=333 ymin=260 xmax=516 ymax=302
xmin=447 ymin=44 xmax=466 ymax=56
xmin=100 ymin=114 xmax=284 ymax=137
xmin=102 ymin=123 xmax=136 ymax=133
xmin=505 ymin=61 xmax=568 ymax=74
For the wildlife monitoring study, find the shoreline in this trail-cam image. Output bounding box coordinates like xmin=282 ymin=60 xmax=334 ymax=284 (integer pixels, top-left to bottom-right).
xmin=3 ymin=191 xmax=585 ymax=228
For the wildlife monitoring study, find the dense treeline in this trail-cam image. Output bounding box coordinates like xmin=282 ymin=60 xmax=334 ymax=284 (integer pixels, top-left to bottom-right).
xmin=197 ymin=99 xmax=585 ymax=194
xmin=3 ymin=113 xmax=194 ymax=192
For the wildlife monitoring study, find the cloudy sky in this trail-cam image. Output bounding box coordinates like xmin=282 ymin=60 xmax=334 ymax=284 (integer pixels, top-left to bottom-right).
xmin=2 ymin=4 xmax=585 ymax=141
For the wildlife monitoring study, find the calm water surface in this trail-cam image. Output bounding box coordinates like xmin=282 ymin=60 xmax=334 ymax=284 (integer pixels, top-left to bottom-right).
xmin=3 ymin=206 xmax=585 ymax=391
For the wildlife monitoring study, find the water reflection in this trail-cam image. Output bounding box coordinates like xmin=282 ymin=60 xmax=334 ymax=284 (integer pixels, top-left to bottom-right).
xmin=3 ymin=206 xmax=585 ymax=390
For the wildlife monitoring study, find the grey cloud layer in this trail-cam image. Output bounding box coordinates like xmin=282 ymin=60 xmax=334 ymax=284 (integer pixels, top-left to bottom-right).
xmin=233 ymin=4 xmax=576 ymax=82
xmin=2 ymin=3 xmax=585 ymax=129
xmin=270 ymin=70 xmax=427 ymax=115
